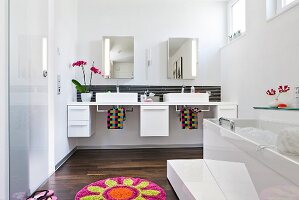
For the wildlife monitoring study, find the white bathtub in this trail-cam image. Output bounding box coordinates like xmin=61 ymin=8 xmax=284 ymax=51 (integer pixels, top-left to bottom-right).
xmin=204 ymin=119 xmax=299 ymax=199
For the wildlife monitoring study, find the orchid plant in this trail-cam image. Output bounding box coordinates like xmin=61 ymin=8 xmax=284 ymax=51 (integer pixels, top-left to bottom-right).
xmin=72 ymin=60 xmax=103 ymax=93
xmin=266 ymin=85 xmax=290 ymax=100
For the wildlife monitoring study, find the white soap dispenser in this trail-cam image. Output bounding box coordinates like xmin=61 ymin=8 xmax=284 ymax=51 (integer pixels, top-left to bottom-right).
xmin=191 ymin=86 xmax=195 ymax=93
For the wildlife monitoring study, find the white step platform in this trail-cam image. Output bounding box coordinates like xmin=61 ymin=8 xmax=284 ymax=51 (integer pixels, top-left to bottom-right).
xmin=167 ymin=159 xmax=259 ymax=200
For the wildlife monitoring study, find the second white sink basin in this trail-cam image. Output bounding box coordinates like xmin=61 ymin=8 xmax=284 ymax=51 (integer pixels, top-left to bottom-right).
xmin=163 ymin=93 xmax=209 ymax=103
xmin=96 ymin=93 xmax=138 ymax=103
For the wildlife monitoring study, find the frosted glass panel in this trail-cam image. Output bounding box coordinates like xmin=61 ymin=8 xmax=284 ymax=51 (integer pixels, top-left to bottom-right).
xmin=9 ymin=0 xmax=49 ymax=198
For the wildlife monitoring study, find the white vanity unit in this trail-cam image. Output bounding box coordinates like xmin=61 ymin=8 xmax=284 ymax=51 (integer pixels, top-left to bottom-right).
xmin=217 ymin=104 xmax=238 ymax=118
xmin=67 ymin=102 xmax=237 ymax=138
xmin=67 ymin=91 xmax=237 ymax=138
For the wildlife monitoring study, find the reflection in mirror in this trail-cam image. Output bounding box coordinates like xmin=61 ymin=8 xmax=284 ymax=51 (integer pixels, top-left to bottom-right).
xmin=168 ymin=38 xmax=198 ymax=80
xmin=103 ymin=36 xmax=134 ymax=79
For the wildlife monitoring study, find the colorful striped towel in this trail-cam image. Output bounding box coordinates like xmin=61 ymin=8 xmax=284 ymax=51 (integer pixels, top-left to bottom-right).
xmin=107 ymin=107 xmax=126 ymax=129
xmin=180 ymin=107 xmax=199 ymax=129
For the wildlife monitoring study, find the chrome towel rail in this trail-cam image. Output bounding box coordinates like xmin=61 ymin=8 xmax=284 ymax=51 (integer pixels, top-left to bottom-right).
xmin=97 ymin=106 xmax=134 ymax=113
xmin=219 ymin=117 xmax=235 ymax=132
xmin=175 ymin=105 xmax=211 ymax=112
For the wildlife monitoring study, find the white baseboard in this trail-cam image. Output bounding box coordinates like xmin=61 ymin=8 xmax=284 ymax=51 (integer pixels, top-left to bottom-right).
xmin=55 ymin=147 xmax=77 ymax=170
xmin=77 ymin=144 xmax=203 ymax=150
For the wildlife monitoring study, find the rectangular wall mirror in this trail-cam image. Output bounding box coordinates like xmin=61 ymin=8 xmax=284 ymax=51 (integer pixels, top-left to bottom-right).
xmin=102 ymin=36 xmax=134 ymax=79
xmin=168 ymin=38 xmax=198 ymax=80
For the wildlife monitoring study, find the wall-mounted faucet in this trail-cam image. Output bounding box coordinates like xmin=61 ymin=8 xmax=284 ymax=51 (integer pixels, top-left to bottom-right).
xmin=116 ymin=81 xmax=120 ymax=93
xmin=181 ymin=84 xmax=186 ymax=93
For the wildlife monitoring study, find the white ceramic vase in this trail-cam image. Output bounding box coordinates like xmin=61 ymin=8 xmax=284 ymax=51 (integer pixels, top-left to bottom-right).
xmin=81 ymin=92 xmax=92 ymax=102
xmin=269 ymin=98 xmax=280 ymax=107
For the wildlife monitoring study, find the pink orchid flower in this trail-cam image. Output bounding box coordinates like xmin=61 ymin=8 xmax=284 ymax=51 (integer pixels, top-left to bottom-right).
xmin=278 ymin=85 xmax=290 ymax=93
xmin=90 ymin=66 xmax=100 ymax=74
xmin=72 ymin=60 xmax=87 ymax=67
xmin=266 ymin=89 xmax=276 ymax=96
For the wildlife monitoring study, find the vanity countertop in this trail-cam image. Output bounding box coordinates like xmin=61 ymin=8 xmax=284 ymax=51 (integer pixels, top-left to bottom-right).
xmin=67 ymin=102 xmax=237 ymax=106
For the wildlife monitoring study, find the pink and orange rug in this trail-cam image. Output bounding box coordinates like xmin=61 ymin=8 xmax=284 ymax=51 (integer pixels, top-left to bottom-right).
xmin=75 ymin=177 xmax=166 ymax=200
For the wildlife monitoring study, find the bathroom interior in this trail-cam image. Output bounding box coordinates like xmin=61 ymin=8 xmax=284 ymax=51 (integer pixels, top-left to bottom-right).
xmin=1 ymin=0 xmax=299 ymax=199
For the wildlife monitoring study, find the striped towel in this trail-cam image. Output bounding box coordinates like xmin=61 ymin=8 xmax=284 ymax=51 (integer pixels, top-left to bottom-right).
xmin=107 ymin=107 xmax=126 ymax=129
xmin=180 ymin=107 xmax=199 ymax=129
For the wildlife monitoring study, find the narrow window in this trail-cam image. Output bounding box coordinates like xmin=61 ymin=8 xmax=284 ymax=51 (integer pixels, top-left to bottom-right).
xmin=267 ymin=0 xmax=299 ymax=20
xmin=283 ymin=0 xmax=295 ymax=7
xmin=228 ymin=0 xmax=246 ymax=41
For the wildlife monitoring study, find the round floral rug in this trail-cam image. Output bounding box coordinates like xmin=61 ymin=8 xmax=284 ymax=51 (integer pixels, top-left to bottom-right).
xmin=75 ymin=177 xmax=166 ymax=200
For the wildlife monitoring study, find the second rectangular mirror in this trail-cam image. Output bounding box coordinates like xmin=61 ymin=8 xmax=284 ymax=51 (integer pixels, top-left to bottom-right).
xmin=103 ymin=36 xmax=134 ymax=79
xmin=168 ymin=38 xmax=198 ymax=80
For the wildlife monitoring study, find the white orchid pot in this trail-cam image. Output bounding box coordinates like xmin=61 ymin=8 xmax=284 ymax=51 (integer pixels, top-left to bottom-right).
xmin=81 ymin=92 xmax=92 ymax=102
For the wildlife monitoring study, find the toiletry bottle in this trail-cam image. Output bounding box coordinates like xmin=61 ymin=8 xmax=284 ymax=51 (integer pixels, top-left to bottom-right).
xmin=191 ymin=86 xmax=195 ymax=93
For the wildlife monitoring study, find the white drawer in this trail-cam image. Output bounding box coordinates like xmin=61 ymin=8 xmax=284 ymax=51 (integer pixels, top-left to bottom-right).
xmin=68 ymin=120 xmax=91 ymax=137
xmin=68 ymin=106 xmax=90 ymax=121
xmin=140 ymin=105 xmax=169 ymax=137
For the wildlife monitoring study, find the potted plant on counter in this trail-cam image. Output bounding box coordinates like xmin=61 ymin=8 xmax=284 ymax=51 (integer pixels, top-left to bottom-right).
xmin=72 ymin=61 xmax=103 ymax=102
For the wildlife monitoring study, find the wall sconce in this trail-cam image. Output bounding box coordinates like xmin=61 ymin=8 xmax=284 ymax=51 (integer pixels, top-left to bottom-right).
xmin=104 ymin=38 xmax=111 ymax=77
xmin=42 ymin=37 xmax=48 ymax=77
xmin=191 ymin=39 xmax=197 ymax=77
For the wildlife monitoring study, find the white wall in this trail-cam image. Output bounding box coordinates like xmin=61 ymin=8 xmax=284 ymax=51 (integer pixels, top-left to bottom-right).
xmin=0 ymin=0 xmax=8 ymax=198
xmin=221 ymin=0 xmax=299 ymax=118
xmin=76 ymin=0 xmax=227 ymax=86
xmin=53 ymin=0 xmax=78 ymax=165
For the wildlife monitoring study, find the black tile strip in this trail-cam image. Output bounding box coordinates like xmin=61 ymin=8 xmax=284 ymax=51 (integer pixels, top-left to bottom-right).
xmin=77 ymin=85 xmax=221 ymax=102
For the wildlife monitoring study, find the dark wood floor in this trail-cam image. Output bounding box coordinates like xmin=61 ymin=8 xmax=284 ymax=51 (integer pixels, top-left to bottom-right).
xmin=39 ymin=148 xmax=203 ymax=200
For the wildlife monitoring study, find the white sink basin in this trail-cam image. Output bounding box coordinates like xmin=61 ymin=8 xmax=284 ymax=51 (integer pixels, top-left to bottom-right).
xmin=96 ymin=93 xmax=138 ymax=103
xmin=163 ymin=93 xmax=209 ymax=103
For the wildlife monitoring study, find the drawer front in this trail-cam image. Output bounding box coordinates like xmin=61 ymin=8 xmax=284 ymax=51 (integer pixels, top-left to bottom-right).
xmin=140 ymin=106 xmax=169 ymax=137
xmin=218 ymin=105 xmax=238 ymax=119
xmin=68 ymin=121 xmax=91 ymax=137
xmin=68 ymin=106 xmax=90 ymax=121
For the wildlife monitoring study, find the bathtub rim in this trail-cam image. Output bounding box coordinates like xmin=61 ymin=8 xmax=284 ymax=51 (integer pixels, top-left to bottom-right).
xmin=204 ymin=118 xmax=299 ymax=166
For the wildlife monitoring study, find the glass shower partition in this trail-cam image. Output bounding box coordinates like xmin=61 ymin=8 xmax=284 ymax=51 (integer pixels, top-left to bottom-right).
xmin=9 ymin=0 xmax=50 ymax=198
